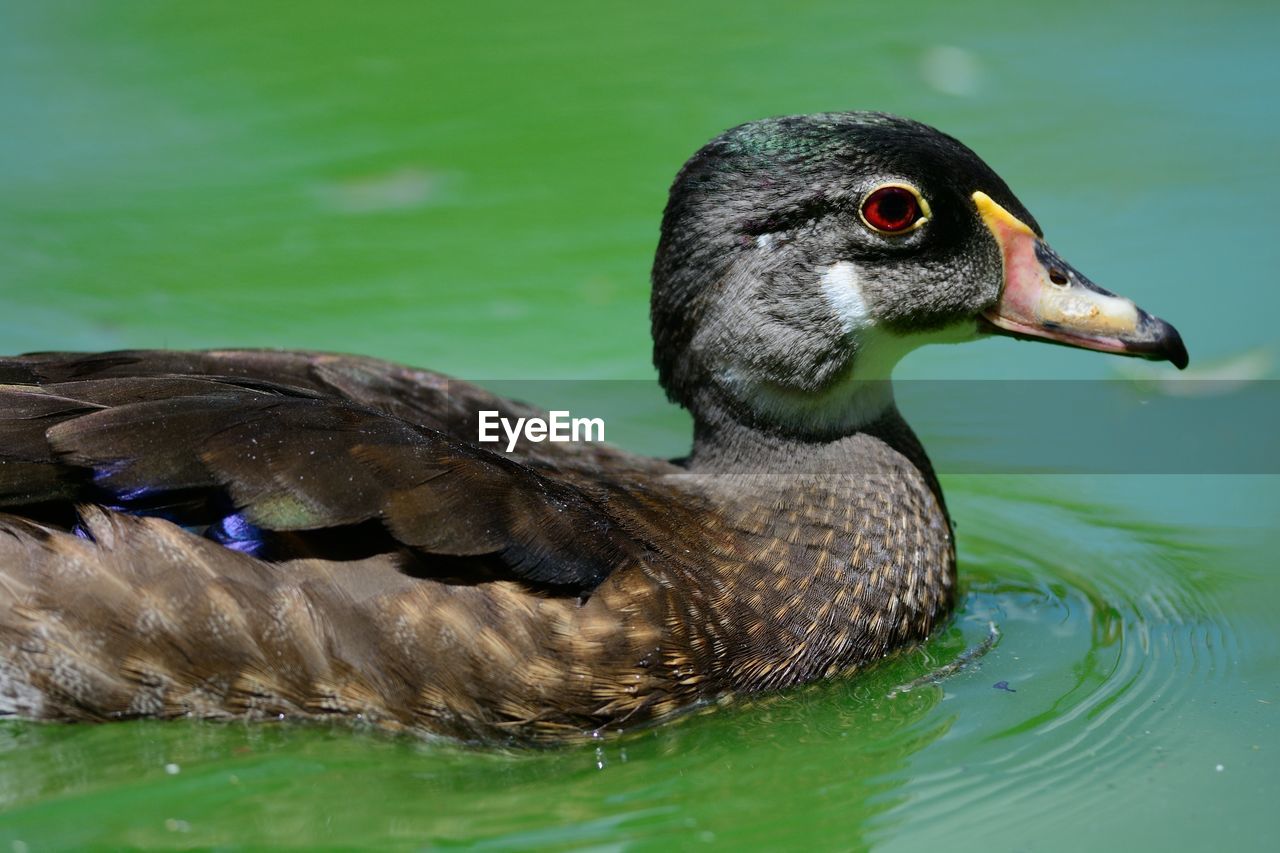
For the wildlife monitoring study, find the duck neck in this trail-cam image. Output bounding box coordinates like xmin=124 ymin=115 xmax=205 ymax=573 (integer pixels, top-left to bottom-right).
xmin=683 ymin=385 xmax=946 ymax=513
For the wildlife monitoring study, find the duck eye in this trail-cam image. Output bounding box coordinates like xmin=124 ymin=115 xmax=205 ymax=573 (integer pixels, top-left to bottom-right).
xmin=860 ymin=185 xmax=927 ymax=235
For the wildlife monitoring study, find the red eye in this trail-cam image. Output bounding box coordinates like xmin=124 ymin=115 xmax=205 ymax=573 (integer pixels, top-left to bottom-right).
xmin=860 ymin=185 xmax=925 ymax=234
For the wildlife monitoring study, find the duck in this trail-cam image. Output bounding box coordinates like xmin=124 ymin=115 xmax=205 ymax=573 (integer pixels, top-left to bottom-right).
xmin=0 ymin=112 xmax=1187 ymax=743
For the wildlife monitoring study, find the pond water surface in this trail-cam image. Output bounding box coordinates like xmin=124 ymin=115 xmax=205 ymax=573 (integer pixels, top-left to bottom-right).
xmin=1 ymin=1 xmax=1277 ymax=849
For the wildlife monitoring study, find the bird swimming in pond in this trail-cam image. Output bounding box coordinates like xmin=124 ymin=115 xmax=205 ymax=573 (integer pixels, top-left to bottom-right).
xmin=0 ymin=112 xmax=1187 ymax=742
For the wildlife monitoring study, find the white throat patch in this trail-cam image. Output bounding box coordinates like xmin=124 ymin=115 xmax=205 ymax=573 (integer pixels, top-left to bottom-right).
xmin=819 ymin=260 xmax=872 ymax=334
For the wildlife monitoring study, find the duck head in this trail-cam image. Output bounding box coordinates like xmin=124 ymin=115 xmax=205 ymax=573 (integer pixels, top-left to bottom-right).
xmin=651 ymin=112 xmax=1188 ymax=437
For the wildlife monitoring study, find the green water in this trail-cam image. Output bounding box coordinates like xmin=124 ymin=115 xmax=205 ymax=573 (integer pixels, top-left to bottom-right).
xmin=1 ymin=1 xmax=1277 ymax=849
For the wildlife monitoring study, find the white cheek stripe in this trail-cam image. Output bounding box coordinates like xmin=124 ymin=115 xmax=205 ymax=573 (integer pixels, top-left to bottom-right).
xmin=818 ymin=261 xmax=871 ymax=333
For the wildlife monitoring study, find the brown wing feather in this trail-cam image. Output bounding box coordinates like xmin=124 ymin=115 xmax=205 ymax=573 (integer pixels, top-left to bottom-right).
xmin=6 ymin=349 xmax=672 ymax=469
xmin=0 ymin=351 xmax=654 ymax=592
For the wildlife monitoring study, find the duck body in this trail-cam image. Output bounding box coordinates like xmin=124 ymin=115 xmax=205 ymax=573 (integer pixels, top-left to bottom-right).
xmin=0 ymin=113 xmax=1184 ymax=742
xmin=0 ymin=350 xmax=950 ymax=740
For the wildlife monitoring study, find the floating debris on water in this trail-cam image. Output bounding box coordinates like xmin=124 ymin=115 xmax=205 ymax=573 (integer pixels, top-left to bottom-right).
xmin=919 ymin=45 xmax=983 ymax=97
xmin=312 ymin=167 xmax=444 ymax=214
xmin=1114 ymin=347 xmax=1273 ymax=397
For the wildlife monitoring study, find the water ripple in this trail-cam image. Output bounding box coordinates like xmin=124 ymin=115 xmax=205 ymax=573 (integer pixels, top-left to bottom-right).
xmin=879 ymin=478 xmax=1246 ymax=842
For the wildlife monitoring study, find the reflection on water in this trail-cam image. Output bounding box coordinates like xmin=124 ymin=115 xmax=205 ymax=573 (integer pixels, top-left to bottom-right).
xmin=0 ymin=670 xmax=948 ymax=848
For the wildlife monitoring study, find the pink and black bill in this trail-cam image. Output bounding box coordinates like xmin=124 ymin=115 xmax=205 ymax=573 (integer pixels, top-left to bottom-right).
xmin=974 ymin=192 xmax=1189 ymax=370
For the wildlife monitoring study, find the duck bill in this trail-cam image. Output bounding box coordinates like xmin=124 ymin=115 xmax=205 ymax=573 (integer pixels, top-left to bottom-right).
xmin=973 ymin=192 xmax=1188 ymax=369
